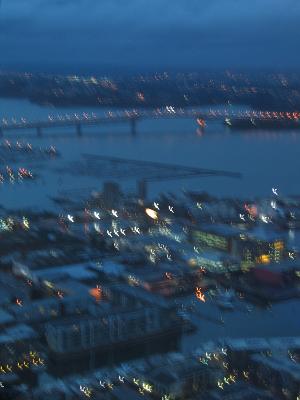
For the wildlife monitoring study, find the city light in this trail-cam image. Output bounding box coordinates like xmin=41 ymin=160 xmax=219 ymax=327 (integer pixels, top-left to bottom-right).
xmin=145 ymin=208 xmax=158 ymax=220
xmin=0 ymin=6 xmax=299 ymax=399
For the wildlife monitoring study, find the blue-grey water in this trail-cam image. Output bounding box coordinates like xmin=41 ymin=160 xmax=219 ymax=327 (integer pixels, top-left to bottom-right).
xmin=1 ymin=98 xmax=300 ymax=209
xmin=181 ymin=297 xmax=300 ymax=352
xmin=1 ymin=98 xmax=299 ymax=344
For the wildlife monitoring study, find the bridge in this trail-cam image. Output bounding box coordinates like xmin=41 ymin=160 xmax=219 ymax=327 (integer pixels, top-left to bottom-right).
xmin=1 ymin=108 xmax=298 ymax=137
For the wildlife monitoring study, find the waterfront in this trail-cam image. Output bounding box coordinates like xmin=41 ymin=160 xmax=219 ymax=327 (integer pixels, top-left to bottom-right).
xmin=0 ymin=98 xmax=299 ymax=346
xmin=2 ymin=0 xmax=300 ymax=396
xmin=181 ymin=296 xmax=300 ymax=352
xmin=1 ymin=98 xmax=300 ymax=210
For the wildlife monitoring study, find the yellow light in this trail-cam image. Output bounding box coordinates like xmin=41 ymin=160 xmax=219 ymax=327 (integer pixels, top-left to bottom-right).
xmin=44 ymin=280 xmax=54 ymax=289
xmin=258 ymin=254 xmax=270 ymax=264
xmin=145 ymin=208 xmax=158 ymax=220
xmin=188 ymin=258 xmax=198 ymax=267
xmin=241 ymin=261 xmax=254 ymax=272
xmin=274 ymin=241 xmax=284 ymax=251
xmin=142 ymin=382 xmax=153 ymax=392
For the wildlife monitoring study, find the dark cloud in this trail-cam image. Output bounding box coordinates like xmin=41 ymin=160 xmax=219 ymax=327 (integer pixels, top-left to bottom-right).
xmin=0 ymin=0 xmax=300 ymax=71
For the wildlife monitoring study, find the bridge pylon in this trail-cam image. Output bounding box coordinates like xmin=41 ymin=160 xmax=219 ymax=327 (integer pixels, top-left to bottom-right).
xmin=130 ymin=117 xmax=137 ymax=136
xmin=76 ymin=124 xmax=82 ymax=137
xmin=137 ymin=179 xmax=147 ymax=200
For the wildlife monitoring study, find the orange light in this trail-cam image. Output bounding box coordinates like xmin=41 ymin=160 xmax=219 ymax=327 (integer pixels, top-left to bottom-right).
xmin=16 ymin=298 xmax=23 ymax=307
xmin=258 ymin=254 xmax=270 ymax=264
xmin=195 ymin=287 xmax=206 ymax=302
xmin=188 ymin=258 xmax=198 ymax=267
xmin=274 ymin=241 xmax=284 ymax=251
xmin=89 ymin=286 xmax=102 ymax=302
xmin=196 ymin=118 xmax=206 ymax=128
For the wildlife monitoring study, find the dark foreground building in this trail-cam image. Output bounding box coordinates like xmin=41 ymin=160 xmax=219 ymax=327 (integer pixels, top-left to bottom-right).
xmin=45 ymin=284 xmax=183 ymax=375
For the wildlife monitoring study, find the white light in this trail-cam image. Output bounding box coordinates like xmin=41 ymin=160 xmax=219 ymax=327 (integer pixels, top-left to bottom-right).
xmin=67 ymin=214 xmax=74 ymax=223
xmin=260 ymin=214 xmax=269 ymax=224
xmin=94 ymin=211 xmax=101 ymax=220
xmin=145 ymin=208 xmax=158 ymax=220
xmin=168 ymin=205 xmax=174 ymax=213
xmin=94 ymin=223 xmax=101 ymax=233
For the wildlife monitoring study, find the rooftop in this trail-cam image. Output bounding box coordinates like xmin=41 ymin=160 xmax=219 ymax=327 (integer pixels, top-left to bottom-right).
xmin=0 ymin=323 xmax=37 ymax=344
xmin=251 ymin=354 xmax=300 ymax=380
xmin=35 ymin=262 xmax=98 ymax=282
xmin=0 ymin=308 xmax=14 ymax=325
xmin=109 ymin=283 xmax=170 ymax=309
xmin=224 ymin=337 xmax=270 ymax=351
xmin=247 ymin=226 xmax=284 ymax=242
xmin=196 ymin=223 xmax=242 ymax=237
xmin=206 ymin=382 xmax=273 ymax=400
xmin=258 ymin=260 xmax=300 ymax=274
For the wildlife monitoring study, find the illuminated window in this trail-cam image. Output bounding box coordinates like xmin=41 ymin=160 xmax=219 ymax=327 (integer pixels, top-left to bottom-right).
xmin=258 ymin=254 xmax=270 ymax=264
xmin=193 ymin=231 xmax=228 ymax=251
xmin=274 ymin=241 xmax=284 ymax=251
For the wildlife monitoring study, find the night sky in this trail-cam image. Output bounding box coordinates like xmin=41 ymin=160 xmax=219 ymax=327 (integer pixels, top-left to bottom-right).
xmin=0 ymin=0 xmax=300 ymax=72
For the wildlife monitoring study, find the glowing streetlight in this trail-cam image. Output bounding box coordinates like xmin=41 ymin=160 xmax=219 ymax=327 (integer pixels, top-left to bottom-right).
xmin=145 ymin=208 xmax=158 ymax=220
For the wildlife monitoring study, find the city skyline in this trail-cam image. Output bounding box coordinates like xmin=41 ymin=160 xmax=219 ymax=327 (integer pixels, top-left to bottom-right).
xmin=0 ymin=2 xmax=300 ymax=399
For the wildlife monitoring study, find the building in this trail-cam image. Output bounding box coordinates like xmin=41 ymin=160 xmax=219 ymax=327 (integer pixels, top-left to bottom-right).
xmin=45 ymin=285 xmax=183 ymax=375
xmin=0 ymin=308 xmax=14 ymax=328
xmin=46 ymin=306 xmax=163 ymax=352
xmin=8 ymin=298 xmax=61 ymax=323
xmin=0 ymin=324 xmax=38 ymax=366
xmin=224 ymin=338 xmax=271 ymax=369
xmin=148 ymin=361 xmax=213 ymax=399
xmin=206 ymin=381 xmax=274 ymax=400
xmin=192 ymin=250 xmax=240 ymax=274
xmin=250 ymin=354 xmax=300 ymax=398
xmin=101 ymin=181 xmax=122 ymax=208
xmin=238 ymin=227 xmax=286 ymax=267
xmin=191 ymin=224 xmax=239 ymax=253
xmin=191 ymin=224 xmax=286 ymax=269
xmin=0 ymin=271 xmax=31 ymax=306
xmin=252 ymin=260 xmax=300 ymax=286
